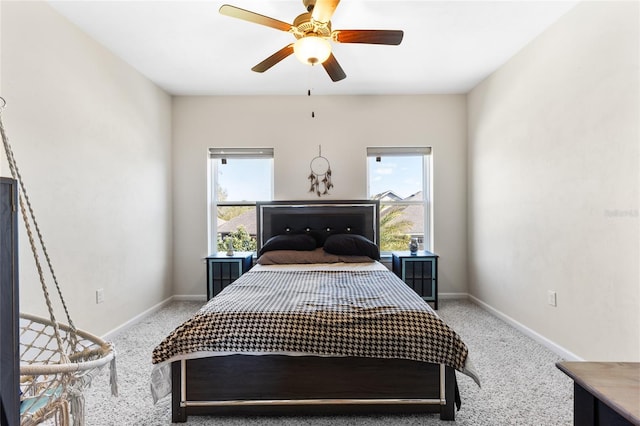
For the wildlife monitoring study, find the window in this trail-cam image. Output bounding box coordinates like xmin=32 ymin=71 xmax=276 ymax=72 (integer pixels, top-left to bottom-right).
xmin=366 ymin=147 xmax=432 ymax=253
xmin=208 ymin=148 xmax=274 ymax=254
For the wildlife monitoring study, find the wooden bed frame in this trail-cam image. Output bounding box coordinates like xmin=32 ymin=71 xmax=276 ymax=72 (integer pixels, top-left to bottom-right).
xmin=170 ymin=201 xmax=460 ymax=422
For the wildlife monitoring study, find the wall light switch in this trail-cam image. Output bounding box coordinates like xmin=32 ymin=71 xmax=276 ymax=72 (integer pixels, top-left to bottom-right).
xmin=547 ymin=290 xmax=557 ymax=307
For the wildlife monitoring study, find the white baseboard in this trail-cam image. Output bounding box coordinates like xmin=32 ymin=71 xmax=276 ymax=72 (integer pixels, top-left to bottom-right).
xmin=101 ymin=296 xmax=175 ymax=341
xmin=468 ymin=294 xmax=583 ymax=361
xmin=172 ymin=294 xmax=208 ymax=302
xmin=439 ymin=292 xmax=469 ymax=300
xmin=102 ymin=295 xmax=207 ymax=340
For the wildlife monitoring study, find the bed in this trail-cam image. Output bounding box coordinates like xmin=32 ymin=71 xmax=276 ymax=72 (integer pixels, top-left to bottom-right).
xmin=151 ymin=200 xmax=478 ymax=422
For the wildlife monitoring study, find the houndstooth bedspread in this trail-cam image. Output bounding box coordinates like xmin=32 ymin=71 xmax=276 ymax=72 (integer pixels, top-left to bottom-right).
xmin=152 ymin=268 xmax=469 ymax=371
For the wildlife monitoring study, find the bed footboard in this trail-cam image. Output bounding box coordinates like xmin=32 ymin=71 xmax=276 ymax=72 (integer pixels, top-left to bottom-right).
xmin=171 ymin=355 xmax=458 ymax=422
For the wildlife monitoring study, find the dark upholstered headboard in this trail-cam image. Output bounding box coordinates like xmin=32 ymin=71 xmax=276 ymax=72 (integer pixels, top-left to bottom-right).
xmin=256 ymin=201 xmax=380 ymax=252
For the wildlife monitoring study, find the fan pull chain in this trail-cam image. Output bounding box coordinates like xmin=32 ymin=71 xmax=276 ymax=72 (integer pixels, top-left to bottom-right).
xmin=308 ymin=88 xmax=315 ymax=118
xmin=306 ymin=64 xmax=317 ymax=119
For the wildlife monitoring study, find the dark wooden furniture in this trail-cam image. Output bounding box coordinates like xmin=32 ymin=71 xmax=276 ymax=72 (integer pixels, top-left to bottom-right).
xmin=171 ymin=201 xmax=461 ymax=422
xmin=556 ymin=362 xmax=640 ymax=426
xmin=392 ymin=250 xmax=439 ymax=309
xmin=256 ymin=200 xmax=379 ymax=249
xmin=1 ymin=178 xmax=20 ymax=426
xmin=172 ymin=355 xmax=457 ymax=421
xmin=205 ymin=252 xmax=253 ymax=300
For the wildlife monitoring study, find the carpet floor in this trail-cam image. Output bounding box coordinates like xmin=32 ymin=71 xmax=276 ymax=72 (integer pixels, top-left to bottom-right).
xmin=82 ymin=299 xmax=573 ymax=425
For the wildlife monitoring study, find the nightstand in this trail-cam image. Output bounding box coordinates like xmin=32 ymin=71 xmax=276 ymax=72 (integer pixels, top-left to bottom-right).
xmin=205 ymin=252 xmax=254 ymax=300
xmin=391 ymin=250 xmax=439 ymax=309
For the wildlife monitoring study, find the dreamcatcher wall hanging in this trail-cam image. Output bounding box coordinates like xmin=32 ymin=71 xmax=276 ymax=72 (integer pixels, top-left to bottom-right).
xmin=308 ymin=145 xmax=333 ymax=197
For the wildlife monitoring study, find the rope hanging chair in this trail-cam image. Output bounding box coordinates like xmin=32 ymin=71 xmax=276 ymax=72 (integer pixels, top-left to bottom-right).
xmin=0 ymin=97 xmax=117 ymax=426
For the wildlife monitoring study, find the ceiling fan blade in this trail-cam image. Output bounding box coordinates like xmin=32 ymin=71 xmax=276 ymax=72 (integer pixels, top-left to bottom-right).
xmin=322 ymin=53 xmax=346 ymax=82
xmin=251 ymin=44 xmax=295 ymax=73
xmin=333 ymin=29 xmax=404 ymax=45
xmin=219 ymin=4 xmax=292 ymax=32
xmin=311 ymin=0 xmax=340 ymax=24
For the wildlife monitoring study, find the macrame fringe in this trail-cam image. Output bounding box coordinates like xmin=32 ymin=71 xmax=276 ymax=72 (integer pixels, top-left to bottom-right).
xmin=69 ymin=387 xmax=84 ymax=426
xmin=109 ymin=355 xmax=119 ymax=397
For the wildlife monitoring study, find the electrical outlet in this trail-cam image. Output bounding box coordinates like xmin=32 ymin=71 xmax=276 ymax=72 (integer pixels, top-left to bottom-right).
xmin=547 ymin=290 xmax=557 ymax=307
xmin=96 ymin=288 xmax=105 ymax=304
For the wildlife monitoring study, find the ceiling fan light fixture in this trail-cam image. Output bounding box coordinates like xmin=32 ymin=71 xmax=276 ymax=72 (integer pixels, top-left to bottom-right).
xmin=294 ymin=35 xmax=331 ymax=65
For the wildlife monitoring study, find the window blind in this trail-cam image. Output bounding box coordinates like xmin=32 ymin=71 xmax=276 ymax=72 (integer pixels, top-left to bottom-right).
xmin=367 ymin=147 xmax=431 ymax=157
xmin=209 ymin=148 xmax=274 ymax=159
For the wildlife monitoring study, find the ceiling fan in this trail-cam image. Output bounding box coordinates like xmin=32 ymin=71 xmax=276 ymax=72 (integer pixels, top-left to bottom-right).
xmin=219 ymin=0 xmax=404 ymax=82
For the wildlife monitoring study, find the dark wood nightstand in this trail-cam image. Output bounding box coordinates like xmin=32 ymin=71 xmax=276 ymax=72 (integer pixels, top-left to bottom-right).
xmin=206 ymin=252 xmax=253 ymax=300
xmin=391 ymin=250 xmax=439 ymax=309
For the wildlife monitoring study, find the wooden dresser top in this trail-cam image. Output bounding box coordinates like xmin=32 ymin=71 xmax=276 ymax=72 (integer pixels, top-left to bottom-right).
xmin=557 ymin=361 xmax=640 ymax=424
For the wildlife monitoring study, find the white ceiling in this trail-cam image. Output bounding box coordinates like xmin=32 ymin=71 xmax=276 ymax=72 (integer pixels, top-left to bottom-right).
xmin=47 ymin=0 xmax=579 ymax=96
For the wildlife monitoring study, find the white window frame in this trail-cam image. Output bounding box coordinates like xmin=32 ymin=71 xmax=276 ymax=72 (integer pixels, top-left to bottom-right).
xmin=207 ymin=147 xmax=274 ymax=254
xmin=366 ymin=146 xmax=433 ymax=253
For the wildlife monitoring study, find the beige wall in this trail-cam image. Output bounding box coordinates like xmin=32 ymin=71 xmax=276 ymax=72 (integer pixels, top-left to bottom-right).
xmin=0 ymin=2 xmax=173 ymax=336
xmin=172 ymin=95 xmax=468 ymax=296
xmin=468 ymin=1 xmax=639 ymax=361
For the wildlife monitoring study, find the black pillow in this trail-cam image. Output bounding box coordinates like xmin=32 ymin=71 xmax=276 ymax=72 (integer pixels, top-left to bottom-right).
xmin=323 ymin=234 xmax=380 ymax=260
xmin=259 ymin=234 xmax=317 ymax=256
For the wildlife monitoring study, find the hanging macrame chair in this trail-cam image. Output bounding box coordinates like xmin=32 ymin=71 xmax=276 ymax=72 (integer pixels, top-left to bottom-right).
xmin=0 ymin=97 xmax=117 ymax=426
